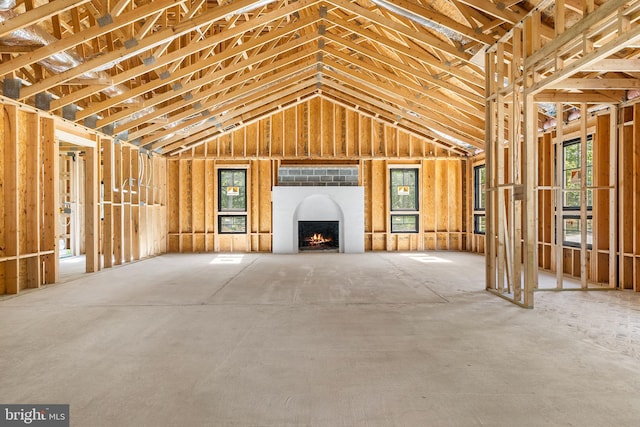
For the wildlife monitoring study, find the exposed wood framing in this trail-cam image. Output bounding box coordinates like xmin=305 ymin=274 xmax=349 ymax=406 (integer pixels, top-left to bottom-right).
xmin=0 ymin=97 xmax=166 ymax=295
xmin=485 ymin=0 xmax=640 ymax=305
xmin=167 ymin=98 xmax=466 ymax=253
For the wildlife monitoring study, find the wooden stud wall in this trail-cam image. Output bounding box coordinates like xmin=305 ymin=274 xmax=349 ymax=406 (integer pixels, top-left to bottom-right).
xmin=0 ymin=101 xmax=167 ymax=295
xmin=472 ymin=104 xmax=640 ymax=291
xmin=168 ymin=98 xmax=466 ymax=253
xmin=100 ymin=141 xmax=167 ymax=267
xmin=0 ymin=105 xmax=57 ymax=294
xmin=619 ymin=103 xmax=640 ymax=290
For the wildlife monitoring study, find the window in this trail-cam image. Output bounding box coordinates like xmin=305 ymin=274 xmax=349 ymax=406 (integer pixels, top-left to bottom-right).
xmin=219 ymin=169 xmax=247 ymax=211
xmin=562 ymin=215 xmax=593 ymax=248
xmin=474 ymin=214 xmax=486 ymax=235
xmin=474 ymin=165 xmax=486 ymax=211
xmin=218 ymin=215 xmax=247 ymax=234
xmin=562 ymin=136 xmax=593 ymax=210
xmin=559 ymin=136 xmax=593 ymax=247
xmin=218 ymin=169 xmax=247 ymax=234
xmin=390 ymin=169 xmax=418 ymax=211
xmin=391 ymin=214 xmax=418 ymax=233
xmin=390 ymin=168 xmax=419 ymax=233
xmin=473 ymin=165 xmax=486 ymax=234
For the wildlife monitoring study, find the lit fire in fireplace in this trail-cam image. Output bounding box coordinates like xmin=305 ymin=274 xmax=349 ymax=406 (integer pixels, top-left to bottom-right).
xmin=305 ymin=233 xmax=333 ymax=246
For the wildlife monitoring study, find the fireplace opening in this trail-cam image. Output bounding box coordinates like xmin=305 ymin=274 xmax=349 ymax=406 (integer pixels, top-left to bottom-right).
xmin=298 ymin=221 xmax=339 ymax=252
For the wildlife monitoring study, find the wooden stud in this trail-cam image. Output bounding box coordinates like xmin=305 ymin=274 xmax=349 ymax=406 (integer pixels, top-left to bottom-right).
xmin=42 ymin=117 xmax=59 ymax=283
xmin=103 ymin=139 xmax=114 ymax=268
xmin=85 ymin=142 xmax=100 ymax=273
xmin=25 ymin=112 xmax=41 ymax=288
xmin=3 ymin=105 xmax=19 ymax=294
xmin=113 ymin=143 xmax=123 ymax=265
xmin=555 ymin=103 xmax=564 ymax=289
xmin=609 ymin=105 xmax=618 ymax=288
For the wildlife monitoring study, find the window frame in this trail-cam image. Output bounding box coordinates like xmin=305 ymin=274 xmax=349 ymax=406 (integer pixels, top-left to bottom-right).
xmin=389 ymin=167 xmax=419 ymax=234
xmin=562 ymin=135 xmax=593 ymax=211
xmin=217 ymin=168 xmax=248 ymax=234
xmin=218 ymin=215 xmax=248 ymax=234
xmin=474 ymin=214 xmax=486 ymax=235
xmin=557 ymin=135 xmax=593 ymax=248
xmin=390 ymin=214 xmax=419 ymax=233
xmin=561 ymin=214 xmax=593 ymax=249
xmin=473 ymin=164 xmax=486 ymax=235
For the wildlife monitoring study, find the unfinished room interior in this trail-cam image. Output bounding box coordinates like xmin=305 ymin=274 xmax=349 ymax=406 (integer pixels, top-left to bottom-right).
xmin=2 ymin=0 xmax=640 ymax=425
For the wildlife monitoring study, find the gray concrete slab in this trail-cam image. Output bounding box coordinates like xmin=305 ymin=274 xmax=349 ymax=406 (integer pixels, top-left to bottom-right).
xmin=1 ymin=252 xmax=640 ymax=426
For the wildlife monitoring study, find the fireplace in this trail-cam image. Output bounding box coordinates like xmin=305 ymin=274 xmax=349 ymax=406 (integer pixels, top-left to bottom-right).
xmin=272 ymin=187 xmax=364 ymax=253
xmin=298 ymin=221 xmax=339 ymax=251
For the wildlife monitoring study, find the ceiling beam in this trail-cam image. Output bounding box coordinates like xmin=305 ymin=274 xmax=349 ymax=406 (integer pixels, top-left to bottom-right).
xmin=534 ymin=90 xmax=626 ymax=103
xmin=581 ymin=58 xmax=640 ymax=72
xmin=319 ymin=83 xmax=478 ymax=150
xmin=137 ymin=59 xmax=319 ymax=145
xmin=91 ymin=22 xmax=321 ymax=126
xmin=328 ymin=15 xmax=484 ymax=88
xmin=0 ymin=0 xmax=187 ymax=79
xmin=323 ymin=31 xmax=484 ymax=103
xmin=320 ymin=71 xmax=483 ymax=147
xmin=0 ymin=0 xmax=92 ymax=39
xmin=153 ymin=79 xmax=319 ymax=152
xmin=321 ymin=61 xmax=484 ymax=140
xmin=54 ymin=0 xmax=320 ymax=112
xmin=371 ymin=0 xmax=496 ymax=45
xmin=323 ymin=46 xmax=484 ymax=119
xmin=323 ymin=0 xmax=477 ymax=67
xmin=546 ymin=78 xmax=640 ymax=90
xmin=19 ymin=0 xmax=315 ymax=101
xmin=112 ymin=42 xmax=320 ymax=136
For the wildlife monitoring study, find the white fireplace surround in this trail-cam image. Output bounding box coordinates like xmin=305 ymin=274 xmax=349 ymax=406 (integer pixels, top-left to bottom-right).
xmin=272 ymin=187 xmax=365 ymax=253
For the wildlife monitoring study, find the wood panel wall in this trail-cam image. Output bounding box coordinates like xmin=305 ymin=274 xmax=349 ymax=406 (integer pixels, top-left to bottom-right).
xmin=167 ymin=97 xmax=467 ymax=253
xmin=0 ymin=105 xmax=58 ymax=294
xmin=0 ymin=101 xmax=167 ymax=295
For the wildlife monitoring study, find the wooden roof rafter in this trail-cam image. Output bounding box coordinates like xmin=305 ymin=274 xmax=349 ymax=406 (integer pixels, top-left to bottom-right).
xmin=57 ymin=2 xmax=321 ymax=118
xmin=0 ymin=0 xmax=576 ymax=155
xmin=319 ymin=65 xmax=484 ymax=146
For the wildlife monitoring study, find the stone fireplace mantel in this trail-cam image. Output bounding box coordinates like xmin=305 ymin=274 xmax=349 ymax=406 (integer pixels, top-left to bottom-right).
xmin=272 ymin=187 xmax=365 ymax=253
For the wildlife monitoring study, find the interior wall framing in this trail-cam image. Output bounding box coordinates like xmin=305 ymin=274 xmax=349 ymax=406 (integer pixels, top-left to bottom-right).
xmin=484 ymin=0 xmax=640 ymax=305
xmin=0 ymin=97 xmax=167 ymax=296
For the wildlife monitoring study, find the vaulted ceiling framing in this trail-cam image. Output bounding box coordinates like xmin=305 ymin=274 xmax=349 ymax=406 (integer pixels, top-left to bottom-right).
xmin=0 ymin=0 xmax=626 ymax=156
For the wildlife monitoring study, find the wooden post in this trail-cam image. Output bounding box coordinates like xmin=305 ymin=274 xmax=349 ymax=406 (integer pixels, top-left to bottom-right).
xmin=42 ymin=117 xmax=59 ymax=284
xmin=131 ymin=149 xmax=141 ymax=261
xmin=85 ymin=143 xmax=100 ymax=273
xmin=485 ymin=49 xmax=496 ymax=291
xmin=25 ymin=112 xmax=41 ymax=288
xmin=580 ymin=104 xmax=588 ymax=288
xmin=3 ymin=105 xmax=19 ymax=294
xmin=523 ymin=92 xmax=538 ymax=307
xmin=102 ymin=138 xmax=114 ymax=268
xmin=512 ymin=27 xmax=523 ymax=299
xmin=113 ymin=142 xmax=123 ymax=265
xmin=555 ymin=103 xmax=564 ymax=288
xmin=122 ymin=146 xmax=132 ymax=262
xmin=496 ymin=43 xmax=506 ymax=294
xmin=609 ymin=105 xmax=618 ymax=288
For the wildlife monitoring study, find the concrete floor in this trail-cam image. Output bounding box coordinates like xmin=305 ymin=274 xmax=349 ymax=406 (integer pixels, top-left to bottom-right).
xmin=2 ymin=252 xmax=640 ymax=426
